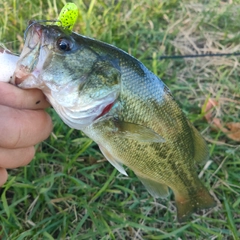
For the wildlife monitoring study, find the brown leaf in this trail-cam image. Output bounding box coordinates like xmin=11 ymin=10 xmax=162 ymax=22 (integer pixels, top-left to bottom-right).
xmin=212 ymin=118 xmax=229 ymax=133
xmin=202 ymin=98 xmax=240 ymax=142
xmin=203 ymin=98 xmax=219 ymax=123
xmin=225 ymin=122 xmax=240 ymax=142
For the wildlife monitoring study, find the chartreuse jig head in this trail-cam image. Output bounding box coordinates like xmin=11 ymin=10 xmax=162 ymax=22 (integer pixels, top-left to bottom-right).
xmin=56 ymin=2 xmax=78 ymax=31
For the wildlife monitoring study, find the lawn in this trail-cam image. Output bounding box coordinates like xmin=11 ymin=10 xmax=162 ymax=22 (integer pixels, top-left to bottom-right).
xmin=0 ymin=0 xmax=240 ymax=239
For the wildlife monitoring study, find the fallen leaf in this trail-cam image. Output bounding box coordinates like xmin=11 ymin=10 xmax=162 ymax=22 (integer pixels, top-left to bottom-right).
xmin=212 ymin=118 xmax=228 ymax=133
xmin=225 ymin=122 xmax=240 ymax=142
xmin=202 ymin=98 xmax=240 ymax=142
xmin=203 ymin=98 xmax=219 ymax=123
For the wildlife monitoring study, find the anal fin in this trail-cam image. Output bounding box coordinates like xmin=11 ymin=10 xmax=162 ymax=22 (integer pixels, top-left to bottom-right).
xmin=135 ymin=173 xmax=169 ymax=198
xmin=99 ymin=145 xmax=128 ymax=176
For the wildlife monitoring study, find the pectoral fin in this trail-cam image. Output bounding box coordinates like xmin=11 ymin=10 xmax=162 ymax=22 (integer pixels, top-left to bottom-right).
xmin=135 ymin=173 xmax=169 ymax=198
xmin=113 ymin=119 xmax=165 ymax=143
xmin=98 ymin=144 xmax=128 ymax=176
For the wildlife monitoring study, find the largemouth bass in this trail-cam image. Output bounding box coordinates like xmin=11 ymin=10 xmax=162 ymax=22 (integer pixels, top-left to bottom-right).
xmin=12 ymin=22 xmax=216 ymax=222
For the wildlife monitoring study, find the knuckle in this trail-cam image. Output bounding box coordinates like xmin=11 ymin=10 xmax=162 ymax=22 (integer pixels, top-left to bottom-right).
xmin=46 ymin=113 xmax=53 ymax=132
xmin=41 ymin=111 xmax=53 ymax=139
xmin=9 ymin=117 xmax=24 ymax=149
xmin=23 ymin=146 xmax=35 ymax=165
xmin=0 ymin=168 xmax=8 ymax=186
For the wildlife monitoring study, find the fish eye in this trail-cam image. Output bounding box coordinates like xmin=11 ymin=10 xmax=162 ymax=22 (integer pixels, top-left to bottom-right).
xmin=57 ymin=38 xmax=72 ymax=51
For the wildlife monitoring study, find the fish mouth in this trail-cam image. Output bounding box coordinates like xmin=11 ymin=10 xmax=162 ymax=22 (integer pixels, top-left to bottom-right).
xmin=12 ymin=22 xmax=45 ymax=86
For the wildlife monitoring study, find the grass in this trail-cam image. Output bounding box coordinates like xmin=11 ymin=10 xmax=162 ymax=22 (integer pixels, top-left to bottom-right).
xmin=0 ymin=0 xmax=240 ymax=239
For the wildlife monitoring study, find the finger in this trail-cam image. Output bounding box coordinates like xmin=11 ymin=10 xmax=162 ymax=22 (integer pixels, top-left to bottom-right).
xmin=0 ymin=105 xmax=53 ymax=148
xmin=0 ymin=168 xmax=8 ymax=186
xmin=0 ymin=82 xmax=50 ymax=109
xmin=0 ymin=146 xmax=35 ymax=169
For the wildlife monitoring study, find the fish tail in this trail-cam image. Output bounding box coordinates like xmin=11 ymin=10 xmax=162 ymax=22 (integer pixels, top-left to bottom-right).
xmin=175 ymin=186 xmax=216 ymax=222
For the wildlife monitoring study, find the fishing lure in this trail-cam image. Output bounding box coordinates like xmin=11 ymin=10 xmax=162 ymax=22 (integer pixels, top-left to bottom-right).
xmin=56 ymin=2 xmax=78 ymax=31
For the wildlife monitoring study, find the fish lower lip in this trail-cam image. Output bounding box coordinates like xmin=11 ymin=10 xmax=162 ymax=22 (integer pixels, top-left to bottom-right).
xmin=13 ymin=68 xmax=37 ymax=86
xmin=14 ymin=76 xmax=23 ymax=85
xmin=13 ymin=72 xmax=31 ymax=86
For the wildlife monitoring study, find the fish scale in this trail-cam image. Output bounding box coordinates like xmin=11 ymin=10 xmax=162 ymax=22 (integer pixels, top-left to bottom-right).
xmin=13 ymin=23 xmax=216 ymax=222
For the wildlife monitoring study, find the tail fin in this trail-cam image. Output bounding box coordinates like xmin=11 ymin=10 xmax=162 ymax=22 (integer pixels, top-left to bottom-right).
xmin=175 ymin=186 xmax=216 ymax=222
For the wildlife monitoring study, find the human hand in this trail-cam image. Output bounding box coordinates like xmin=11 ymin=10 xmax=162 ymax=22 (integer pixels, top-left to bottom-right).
xmin=0 ymin=82 xmax=52 ymax=186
